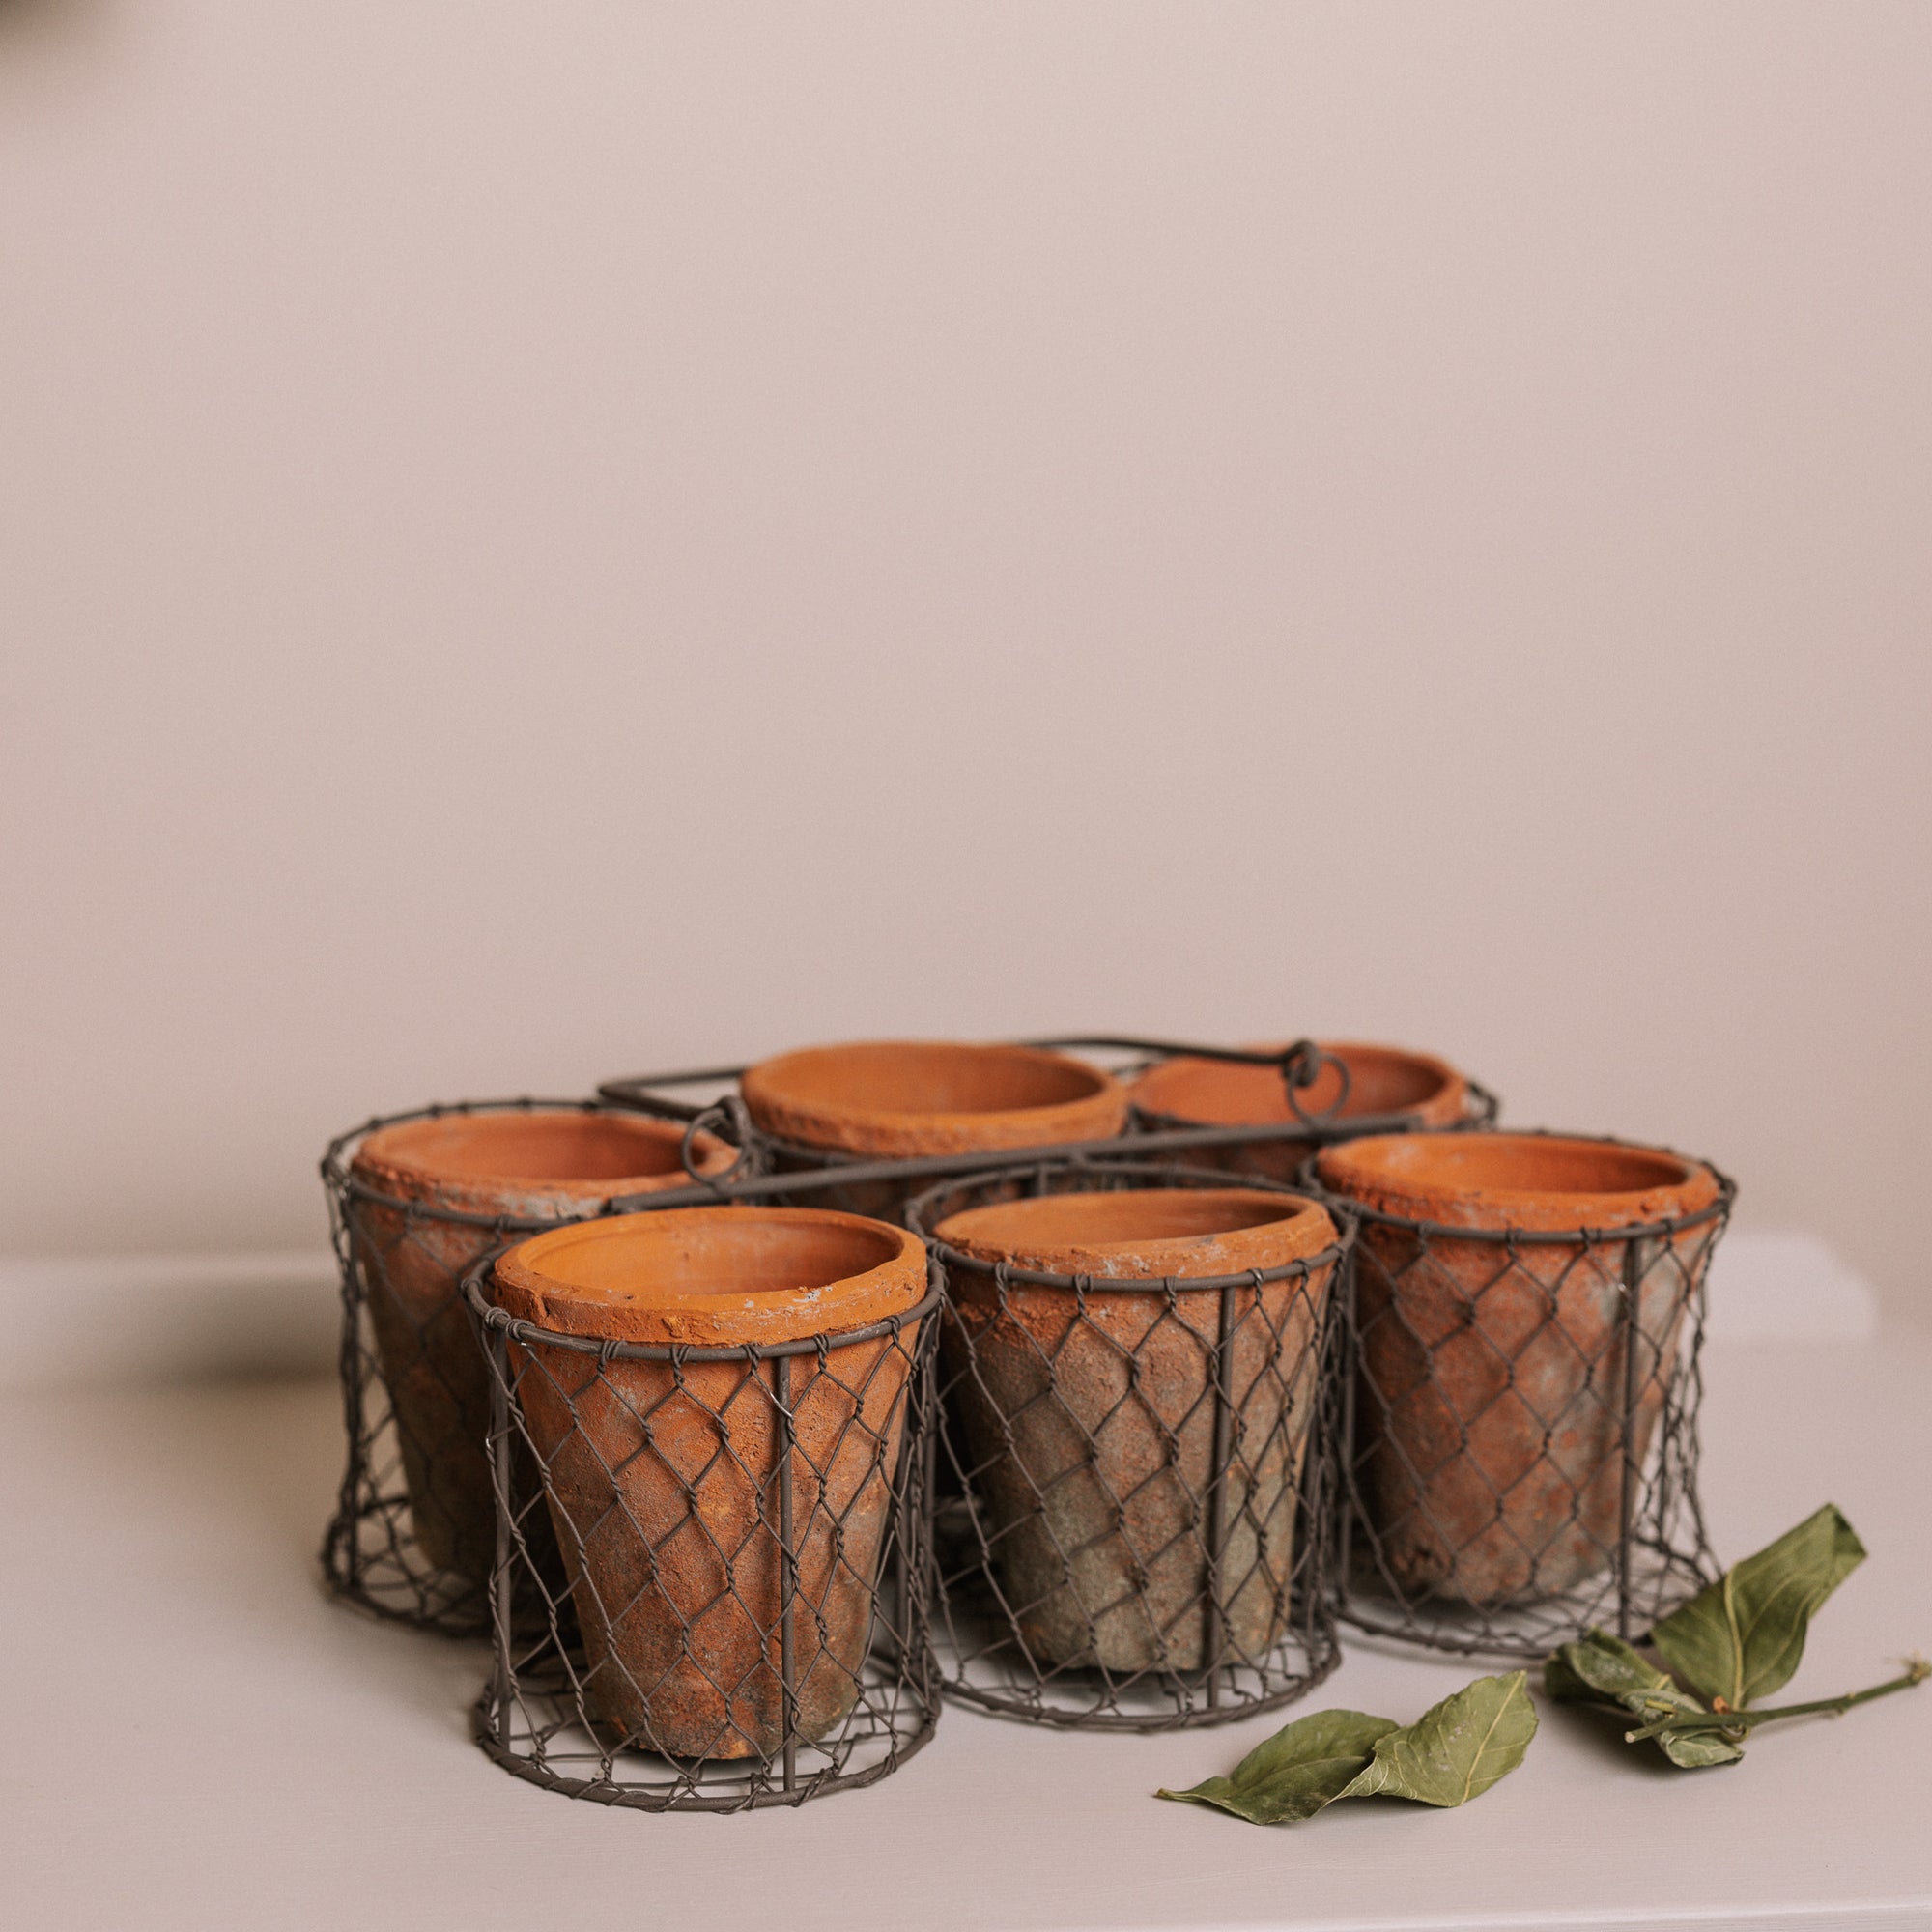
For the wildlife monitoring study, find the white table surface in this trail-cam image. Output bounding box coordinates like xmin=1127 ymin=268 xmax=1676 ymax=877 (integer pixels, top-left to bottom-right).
xmin=3 ymin=1281 xmax=1926 ymax=1930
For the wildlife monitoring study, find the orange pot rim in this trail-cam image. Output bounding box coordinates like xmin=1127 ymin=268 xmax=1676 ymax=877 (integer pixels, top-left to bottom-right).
xmin=492 ymin=1205 xmax=927 ymax=1346
xmin=1313 ymin=1130 xmax=1723 ymax=1235
xmin=352 ymin=1105 xmax=733 ymax=1204
xmin=933 ymin=1184 xmax=1340 ymax=1284
xmin=1130 ymin=1038 xmax=1469 ymax=1127
xmin=739 ymin=1039 xmax=1126 ymax=1154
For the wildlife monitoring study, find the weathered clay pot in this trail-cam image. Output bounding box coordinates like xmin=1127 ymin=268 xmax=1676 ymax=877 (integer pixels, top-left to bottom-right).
xmin=931 ymin=1186 xmax=1338 ymax=1674
xmin=1130 ymin=1040 xmax=1473 ymax=1181
xmin=347 ymin=1109 xmax=733 ymax=1594
xmin=739 ymin=1040 xmax=1127 ymax=1221
xmin=1312 ymin=1132 xmax=1723 ymax=1608
xmin=491 ymin=1206 xmax=927 ymax=1760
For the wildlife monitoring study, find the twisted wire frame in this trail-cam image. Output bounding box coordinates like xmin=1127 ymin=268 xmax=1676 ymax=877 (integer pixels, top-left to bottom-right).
xmin=319 ymin=1098 xmax=754 ymax=1634
xmin=464 ymin=1259 xmax=943 ymax=1810
xmin=906 ymin=1158 xmax=1350 ymax=1731
xmin=1305 ymin=1154 xmax=1736 ymax=1658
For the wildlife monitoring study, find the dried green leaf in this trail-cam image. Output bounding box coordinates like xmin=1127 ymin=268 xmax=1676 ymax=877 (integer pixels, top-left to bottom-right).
xmin=1157 ymin=1708 xmax=1399 ymax=1824
xmin=1650 ymin=1504 xmax=1866 ymax=1711
xmin=1654 ymin=1725 xmax=1747 ymax=1769
xmin=1545 ymin=1628 xmax=1674 ymax=1707
xmin=1542 ymin=1648 xmax=1598 ymax=1705
xmin=1339 ymin=1671 xmax=1538 ymax=1807
xmin=1544 ymin=1628 xmax=1744 ymax=1768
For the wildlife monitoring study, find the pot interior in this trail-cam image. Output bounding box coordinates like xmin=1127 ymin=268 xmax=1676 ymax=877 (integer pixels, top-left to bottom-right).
xmin=1135 ymin=1042 xmax=1452 ymax=1124
xmin=1325 ymin=1133 xmax=1694 ymax=1200
xmin=517 ymin=1211 xmax=908 ymax=1306
xmin=497 ymin=1208 xmax=924 ymax=1346
xmin=359 ymin=1110 xmax=702 ymax=1185
xmin=748 ymin=1041 xmax=1107 ymax=1118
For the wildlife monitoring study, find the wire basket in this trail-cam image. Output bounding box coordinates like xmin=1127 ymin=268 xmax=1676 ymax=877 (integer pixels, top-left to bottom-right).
xmin=1304 ymin=1138 xmax=1734 ymax=1658
xmin=320 ymin=1098 xmax=750 ymax=1634
xmin=464 ymin=1237 xmax=941 ymax=1810
xmin=905 ymin=1156 xmax=1349 ymax=1731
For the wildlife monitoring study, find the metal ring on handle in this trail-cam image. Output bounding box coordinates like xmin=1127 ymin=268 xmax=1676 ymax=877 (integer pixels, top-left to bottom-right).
xmin=1280 ymin=1039 xmax=1351 ymax=1126
xmin=674 ymin=1095 xmax=754 ymax=1193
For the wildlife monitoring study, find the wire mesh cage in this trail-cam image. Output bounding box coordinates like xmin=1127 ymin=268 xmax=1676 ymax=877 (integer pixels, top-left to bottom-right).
xmin=464 ymin=1208 xmax=942 ymax=1810
xmin=905 ymin=1157 xmax=1350 ymax=1731
xmin=1303 ymin=1133 xmax=1735 ymax=1658
xmin=320 ymin=1098 xmax=749 ymax=1634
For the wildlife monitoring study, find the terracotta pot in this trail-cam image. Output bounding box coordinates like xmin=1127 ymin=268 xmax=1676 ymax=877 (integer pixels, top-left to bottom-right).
xmin=1312 ymin=1132 xmax=1724 ymax=1608
xmin=491 ymin=1206 xmax=927 ymax=1760
xmin=931 ymin=1185 xmax=1338 ymax=1673
xmin=1130 ymin=1040 xmax=1473 ymax=1181
xmin=739 ymin=1040 xmax=1128 ymax=1221
xmin=346 ymin=1108 xmax=733 ymax=1594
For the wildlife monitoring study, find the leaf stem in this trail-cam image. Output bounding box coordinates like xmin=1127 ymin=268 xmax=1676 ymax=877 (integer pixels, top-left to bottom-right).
xmin=1627 ymin=1657 xmax=1929 ymax=1743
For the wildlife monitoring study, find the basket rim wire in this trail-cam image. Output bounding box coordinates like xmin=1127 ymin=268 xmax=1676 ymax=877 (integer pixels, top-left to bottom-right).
xmin=460 ymin=1242 xmax=945 ymax=1810
xmin=1293 ymin=1133 xmax=1737 ymax=1660
xmin=905 ymin=1155 xmax=1353 ymax=1731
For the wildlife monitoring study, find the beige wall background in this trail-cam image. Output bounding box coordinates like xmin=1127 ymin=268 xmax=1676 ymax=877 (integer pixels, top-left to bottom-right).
xmin=2 ymin=4 xmax=1927 ymax=1319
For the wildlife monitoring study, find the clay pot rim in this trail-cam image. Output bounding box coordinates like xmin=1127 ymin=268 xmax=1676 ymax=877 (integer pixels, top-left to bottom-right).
xmin=350 ymin=1105 xmax=734 ymax=1208
xmin=1130 ymin=1038 xmax=1470 ymax=1128
xmin=1312 ymin=1130 xmax=1727 ymax=1237
xmin=739 ymin=1039 xmax=1126 ymax=1154
xmin=491 ymin=1205 xmax=928 ymax=1347
xmin=930 ymin=1186 xmax=1344 ymax=1289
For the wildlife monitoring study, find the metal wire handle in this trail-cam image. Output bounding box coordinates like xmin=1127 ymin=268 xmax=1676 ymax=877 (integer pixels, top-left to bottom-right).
xmin=1023 ymin=1035 xmax=1350 ymax=1124
xmin=601 ymin=1034 xmax=1354 ymax=1123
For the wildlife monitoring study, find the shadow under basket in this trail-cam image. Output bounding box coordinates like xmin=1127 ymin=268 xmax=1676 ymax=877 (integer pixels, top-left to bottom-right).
xmin=463 ymin=1258 xmax=942 ymax=1810
xmin=1304 ymin=1142 xmax=1735 ymax=1659
xmin=906 ymin=1157 xmax=1349 ymax=1732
